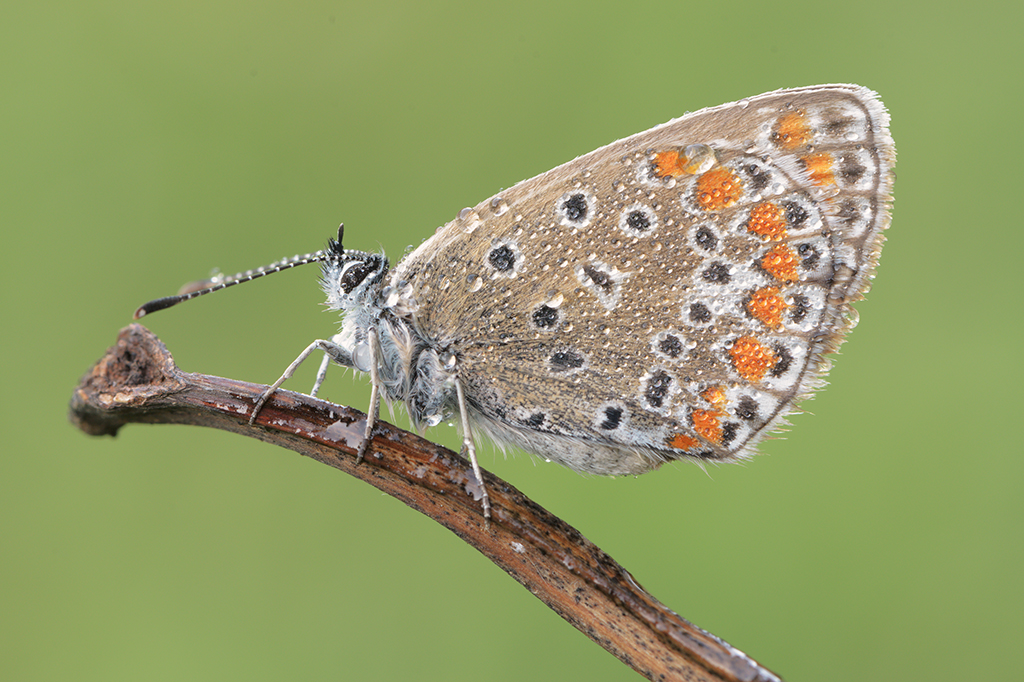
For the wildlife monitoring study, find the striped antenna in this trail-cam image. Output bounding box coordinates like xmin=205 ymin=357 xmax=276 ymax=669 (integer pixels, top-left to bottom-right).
xmin=133 ymin=224 xmax=344 ymax=319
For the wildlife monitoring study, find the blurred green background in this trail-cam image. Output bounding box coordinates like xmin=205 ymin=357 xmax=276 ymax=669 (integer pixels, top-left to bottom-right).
xmin=4 ymin=1 xmax=1020 ymax=680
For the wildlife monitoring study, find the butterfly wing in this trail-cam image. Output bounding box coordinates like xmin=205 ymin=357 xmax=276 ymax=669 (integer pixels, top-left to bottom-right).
xmin=387 ymin=84 xmax=894 ymax=474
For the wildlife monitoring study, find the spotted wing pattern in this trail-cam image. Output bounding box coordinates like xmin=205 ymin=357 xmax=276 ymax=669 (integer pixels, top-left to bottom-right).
xmin=387 ymin=85 xmax=894 ymax=474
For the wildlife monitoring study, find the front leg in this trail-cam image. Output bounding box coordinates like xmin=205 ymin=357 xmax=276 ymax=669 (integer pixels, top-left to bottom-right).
xmin=249 ymin=338 xmax=353 ymax=425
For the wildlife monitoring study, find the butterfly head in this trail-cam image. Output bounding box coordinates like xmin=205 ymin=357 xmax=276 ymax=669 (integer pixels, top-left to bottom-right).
xmin=320 ymin=225 xmax=389 ymax=313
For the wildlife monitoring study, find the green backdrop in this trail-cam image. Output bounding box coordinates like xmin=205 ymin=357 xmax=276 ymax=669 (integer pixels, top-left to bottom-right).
xmin=4 ymin=1 xmax=1021 ymax=680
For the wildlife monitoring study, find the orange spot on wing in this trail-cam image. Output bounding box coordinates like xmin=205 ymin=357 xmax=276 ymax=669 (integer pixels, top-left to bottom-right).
xmin=729 ymin=336 xmax=776 ymax=383
xmin=761 ymin=244 xmax=799 ymax=282
xmin=696 ymin=167 xmax=742 ymax=211
xmin=701 ymin=385 xmax=727 ymax=407
xmin=747 ymin=201 xmax=788 ymax=240
xmin=802 ymin=152 xmax=835 ymax=186
xmin=653 ymin=151 xmax=685 ymax=177
xmin=772 ymin=111 xmax=811 ymax=149
xmin=653 ymin=148 xmax=713 ymax=177
xmin=746 ymin=286 xmax=789 ymax=328
xmin=692 ymin=409 xmax=723 ymax=444
xmin=668 ymin=433 xmax=700 ymax=450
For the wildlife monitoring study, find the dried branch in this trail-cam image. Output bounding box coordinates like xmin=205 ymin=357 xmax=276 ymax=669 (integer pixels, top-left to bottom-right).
xmin=69 ymin=324 xmax=781 ymax=682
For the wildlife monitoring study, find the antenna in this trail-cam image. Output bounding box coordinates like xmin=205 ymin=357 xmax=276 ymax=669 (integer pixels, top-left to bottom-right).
xmin=133 ymin=224 xmax=345 ymax=319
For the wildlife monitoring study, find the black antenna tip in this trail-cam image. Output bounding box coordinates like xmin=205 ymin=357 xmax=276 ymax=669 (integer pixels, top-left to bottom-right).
xmin=134 ymin=296 xmax=181 ymax=319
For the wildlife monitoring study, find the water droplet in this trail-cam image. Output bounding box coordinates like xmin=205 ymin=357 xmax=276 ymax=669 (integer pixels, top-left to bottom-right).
xmin=682 ymin=144 xmax=716 ymax=174
xmin=458 ymin=207 xmax=481 ymax=233
xmin=490 ymin=196 xmax=509 ymax=216
xmin=844 ymin=306 xmax=861 ymax=328
xmin=466 ymin=274 xmax=484 ymax=292
xmin=352 ymin=343 xmax=373 ymax=372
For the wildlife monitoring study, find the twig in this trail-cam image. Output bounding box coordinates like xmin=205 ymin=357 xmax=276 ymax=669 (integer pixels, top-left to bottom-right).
xmin=69 ymin=324 xmax=782 ymax=682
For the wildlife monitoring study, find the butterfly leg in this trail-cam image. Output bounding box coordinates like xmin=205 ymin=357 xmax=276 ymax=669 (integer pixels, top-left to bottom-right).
xmin=356 ymin=327 xmax=381 ymax=465
xmin=249 ymin=338 xmax=353 ymax=425
xmin=454 ymin=375 xmax=491 ymax=521
xmin=310 ymin=333 xmax=345 ymax=397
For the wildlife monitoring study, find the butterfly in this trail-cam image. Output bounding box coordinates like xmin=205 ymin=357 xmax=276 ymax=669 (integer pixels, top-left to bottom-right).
xmin=137 ymin=84 xmax=895 ymax=519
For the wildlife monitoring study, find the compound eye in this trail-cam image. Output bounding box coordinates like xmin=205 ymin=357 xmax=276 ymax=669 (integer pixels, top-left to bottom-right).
xmin=339 ymin=259 xmax=379 ymax=294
